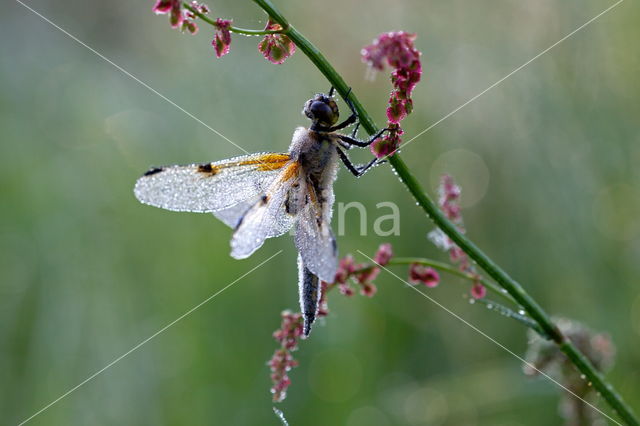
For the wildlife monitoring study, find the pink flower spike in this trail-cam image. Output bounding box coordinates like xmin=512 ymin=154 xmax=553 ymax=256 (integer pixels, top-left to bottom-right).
xmin=374 ymin=243 xmax=393 ymax=266
xmin=269 ymin=311 xmax=304 ymax=402
xmin=258 ymin=20 xmax=296 ymax=64
xmin=471 ymin=282 xmax=487 ymax=299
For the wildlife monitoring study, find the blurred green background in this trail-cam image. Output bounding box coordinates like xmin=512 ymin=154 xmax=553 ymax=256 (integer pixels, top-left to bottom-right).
xmin=2 ymin=0 xmax=639 ymax=424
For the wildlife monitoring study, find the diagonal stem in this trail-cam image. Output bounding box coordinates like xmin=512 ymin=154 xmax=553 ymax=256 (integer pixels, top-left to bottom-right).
xmin=251 ymin=0 xmax=638 ymax=424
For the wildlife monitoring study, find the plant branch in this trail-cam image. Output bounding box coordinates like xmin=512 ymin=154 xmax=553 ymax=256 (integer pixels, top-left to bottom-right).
xmin=389 ymin=257 xmax=515 ymax=305
xmin=474 ymin=297 xmax=546 ymax=335
xmin=250 ymin=0 xmax=639 ymax=424
xmin=183 ymin=2 xmax=283 ymax=35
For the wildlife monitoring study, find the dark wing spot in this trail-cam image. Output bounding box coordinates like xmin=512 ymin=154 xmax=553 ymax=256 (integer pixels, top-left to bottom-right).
xmin=197 ymin=163 xmax=219 ymax=176
xmin=284 ymin=195 xmax=291 ymax=214
xmin=261 ymin=194 xmax=269 ymax=205
xmin=143 ymin=167 xmax=163 ymax=176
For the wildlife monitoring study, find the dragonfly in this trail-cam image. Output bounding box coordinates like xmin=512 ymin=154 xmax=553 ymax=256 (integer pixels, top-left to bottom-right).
xmin=134 ymin=89 xmax=387 ymax=336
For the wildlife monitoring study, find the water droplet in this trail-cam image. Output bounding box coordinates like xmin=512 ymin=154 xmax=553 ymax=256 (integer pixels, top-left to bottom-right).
xmin=486 ymin=304 xmax=493 ymax=309
xmin=587 ymin=382 xmax=592 ymax=387
xmin=468 ymin=299 xmax=475 ymax=304
xmin=580 ymin=374 xmax=586 ymax=380
xmin=518 ymin=309 xmax=526 ymax=315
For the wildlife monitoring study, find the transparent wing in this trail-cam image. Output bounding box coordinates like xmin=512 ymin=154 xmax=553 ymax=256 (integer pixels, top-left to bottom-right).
xmin=134 ymin=153 xmax=291 ymax=213
xmin=230 ymin=162 xmax=301 ymax=259
xmin=294 ymin=184 xmax=338 ymax=283
xmin=212 ymin=196 xmax=260 ymax=229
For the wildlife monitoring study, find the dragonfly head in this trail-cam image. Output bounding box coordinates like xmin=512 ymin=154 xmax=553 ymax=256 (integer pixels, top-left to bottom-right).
xmin=304 ymin=93 xmax=339 ymax=129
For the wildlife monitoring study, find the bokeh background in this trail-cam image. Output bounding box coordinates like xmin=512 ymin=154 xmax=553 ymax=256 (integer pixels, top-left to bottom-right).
xmin=1 ymin=0 xmax=639 ymax=424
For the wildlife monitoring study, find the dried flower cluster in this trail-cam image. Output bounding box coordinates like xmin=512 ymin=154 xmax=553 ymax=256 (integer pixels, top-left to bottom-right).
xmin=429 ymin=175 xmax=486 ymax=298
xmin=524 ymin=318 xmax=615 ymax=425
xmin=361 ymin=32 xmax=422 ymax=158
xmin=152 ymin=1 xmax=295 ymax=62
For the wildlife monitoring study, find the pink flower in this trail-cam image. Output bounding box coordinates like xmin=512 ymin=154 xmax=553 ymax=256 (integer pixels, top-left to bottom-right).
xmin=269 ymin=311 xmax=304 ymax=402
xmin=258 ymin=20 xmax=296 ymax=64
xmin=440 ymin=175 xmax=461 ymax=201
xmin=152 ymin=0 xmax=175 ymax=14
xmin=428 ymin=175 xmax=494 ymax=297
xmin=374 ymin=243 xmax=393 ymax=266
xmin=362 ymin=32 xmax=420 ymax=76
xmin=354 ymin=265 xmax=380 ymax=285
xmin=212 ymin=18 xmax=232 ymax=58
xmin=189 ymin=1 xmax=208 ymax=14
xmin=370 ymin=123 xmax=403 ymax=159
xmin=338 ymin=282 xmax=355 ymax=297
xmin=272 ymin=311 xmax=303 ymax=350
xmin=408 ymin=264 xmax=440 ymax=287
xmin=362 ymin=32 xmax=422 ymax=155
xmin=317 ymin=281 xmax=329 ymax=317
xmin=181 ymin=19 xmax=198 ymax=35
xmin=269 ymin=349 xmax=298 ymax=402
xmin=153 ymin=0 xmax=207 ymax=35
xmin=386 ymin=92 xmax=409 ymax=124
xmin=360 ymin=282 xmax=378 ymax=297
xmin=471 ymin=282 xmax=486 ymax=299
xmin=335 ymin=254 xmax=356 ymax=284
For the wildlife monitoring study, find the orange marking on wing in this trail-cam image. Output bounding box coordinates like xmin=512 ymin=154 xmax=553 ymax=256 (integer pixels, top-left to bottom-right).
xmin=233 ymin=154 xmax=291 ymax=171
xmin=280 ymin=161 xmax=300 ymax=181
xmin=306 ymin=182 xmax=318 ymax=204
xmin=305 ymin=182 xmax=323 ymax=225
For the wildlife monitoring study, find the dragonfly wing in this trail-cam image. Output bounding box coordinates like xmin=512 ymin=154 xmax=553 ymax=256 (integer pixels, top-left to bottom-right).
xmin=230 ymin=162 xmax=301 ymax=259
xmin=294 ymin=184 xmax=338 ymax=283
xmin=211 ymin=196 xmax=260 ymax=229
xmin=134 ymin=153 xmax=291 ymax=213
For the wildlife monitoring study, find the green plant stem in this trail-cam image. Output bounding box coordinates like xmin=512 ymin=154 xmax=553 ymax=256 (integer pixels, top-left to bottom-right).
xmin=251 ymin=0 xmax=638 ymax=424
xmin=474 ymin=297 xmax=546 ymax=335
xmin=183 ymin=3 xmax=282 ymax=35
xmin=389 ymin=257 xmax=515 ymax=305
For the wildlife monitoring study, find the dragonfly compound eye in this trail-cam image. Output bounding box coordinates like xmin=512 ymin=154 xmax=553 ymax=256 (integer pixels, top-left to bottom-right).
xmin=304 ymin=95 xmax=339 ymax=127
